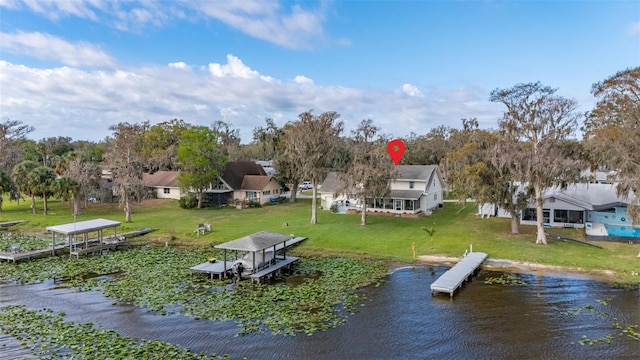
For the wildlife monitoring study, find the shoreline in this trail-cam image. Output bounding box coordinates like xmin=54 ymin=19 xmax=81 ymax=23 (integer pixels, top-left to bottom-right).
xmin=413 ymin=254 xmax=635 ymax=284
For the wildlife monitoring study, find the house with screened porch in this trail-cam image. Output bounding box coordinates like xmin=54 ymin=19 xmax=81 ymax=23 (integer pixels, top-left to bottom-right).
xmin=319 ymin=165 xmax=445 ymax=215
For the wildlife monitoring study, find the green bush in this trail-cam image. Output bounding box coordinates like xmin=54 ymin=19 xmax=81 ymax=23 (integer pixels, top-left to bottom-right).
xmin=179 ymin=195 xmax=197 ymax=209
xmin=330 ymin=203 xmax=339 ymax=213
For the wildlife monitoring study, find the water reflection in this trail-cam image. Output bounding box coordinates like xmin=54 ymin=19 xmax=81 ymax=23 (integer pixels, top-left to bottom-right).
xmin=1 ymin=266 xmax=638 ymax=359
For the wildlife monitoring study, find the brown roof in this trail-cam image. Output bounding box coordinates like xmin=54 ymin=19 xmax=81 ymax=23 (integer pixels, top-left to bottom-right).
xmin=221 ymin=161 xmax=266 ymax=190
xmin=240 ymin=175 xmax=274 ymax=191
xmin=143 ymin=171 xmax=180 ymax=188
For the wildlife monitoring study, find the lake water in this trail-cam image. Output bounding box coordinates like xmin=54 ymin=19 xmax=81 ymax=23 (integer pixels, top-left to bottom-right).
xmin=1 ymin=266 xmax=639 ymax=359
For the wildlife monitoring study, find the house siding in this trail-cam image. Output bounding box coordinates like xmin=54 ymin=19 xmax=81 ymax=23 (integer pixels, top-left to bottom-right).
xmin=155 ymin=187 xmax=181 ymax=200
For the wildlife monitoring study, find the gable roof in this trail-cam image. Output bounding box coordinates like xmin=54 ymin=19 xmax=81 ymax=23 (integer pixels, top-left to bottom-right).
xmin=221 ymin=161 xmax=267 ymax=190
xmin=215 ymin=231 xmax=293 ymax=252
xmin=319 ymin=171 xmax=341 ymax=194
xmin=397 ymin=165 xmax=438 ymax=181
xmin=143 ymin=171 xmax=180 ymax=188
xmin=241 ymin=175 xmax=275 ymax=191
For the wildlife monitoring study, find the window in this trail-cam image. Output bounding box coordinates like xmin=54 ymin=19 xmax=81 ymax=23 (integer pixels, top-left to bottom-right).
xmin=246 ymin=191 xmax=257 ymax=200
xmin=522 ymin=208 xmax=551 ymax=223
xmin=404 ymin=200 xmax=414 ymax=210
xmin=263 ymin=190 xmax=271 ymax=195
xmin=212 ymin=179 xmax=227 ymax=190
xmin=163 ymin=188 xmax=170 ymax=194
xmin=409 ymin=181 xmax=415 ymax=189
xmin=434 ymin=193 xmax=437 ymax=201
xmin=554 ymin=209 xmax=583 ymax=224
xmin=522 ymin=208 xmax=537 ymax=221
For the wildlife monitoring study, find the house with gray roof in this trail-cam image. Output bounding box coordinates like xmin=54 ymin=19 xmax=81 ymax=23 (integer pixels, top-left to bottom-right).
xmin=481 ymin=182 xmax=638 ymax=239
xmin=319 ymin=165 xmax=445 ymax=215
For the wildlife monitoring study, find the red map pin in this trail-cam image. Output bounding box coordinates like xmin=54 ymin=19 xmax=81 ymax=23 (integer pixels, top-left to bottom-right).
xmin=387 ymin=139 xmax=405 ymax=166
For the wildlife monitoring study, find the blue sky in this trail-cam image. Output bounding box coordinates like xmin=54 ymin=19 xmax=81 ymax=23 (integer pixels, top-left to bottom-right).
xmin=1 ymin=0 xmax=638 ymax=143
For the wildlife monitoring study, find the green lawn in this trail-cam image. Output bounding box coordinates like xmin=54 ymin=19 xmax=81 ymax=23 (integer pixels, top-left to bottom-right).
xmin=2 ymin=196 xmax=639 ymax=283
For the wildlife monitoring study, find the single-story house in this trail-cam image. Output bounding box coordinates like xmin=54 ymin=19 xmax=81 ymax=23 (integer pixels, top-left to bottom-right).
xmin=143 ymin=170 xmax=182 ymax=200
xmin=319 ymin=165 xmax=445 ymax=215
xmin=203 ymin=161 xmax=283 ymax=205
xmin=480 ymin=183 xmax=638 ymax=239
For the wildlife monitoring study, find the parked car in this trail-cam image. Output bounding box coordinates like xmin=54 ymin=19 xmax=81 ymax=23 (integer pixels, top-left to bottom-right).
xmin=299 ymin=181 xmax=313 ymax=190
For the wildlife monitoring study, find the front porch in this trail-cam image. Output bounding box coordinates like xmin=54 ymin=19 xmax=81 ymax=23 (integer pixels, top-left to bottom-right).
xmin=366 ymin=190 xmax=424 ymax=214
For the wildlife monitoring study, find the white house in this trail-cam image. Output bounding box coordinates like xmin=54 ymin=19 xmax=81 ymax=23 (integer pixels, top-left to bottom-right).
xmin=319 ymin=165 xmax=445 ymax=215
xmin=481 ymin=183 xmax=638 ymax=239
xmin=143 ymin=171 xmax=182 ymax=200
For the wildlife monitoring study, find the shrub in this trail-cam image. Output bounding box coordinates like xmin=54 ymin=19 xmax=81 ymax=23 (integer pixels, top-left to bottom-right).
xmin=179 ymin=195 xmax=197 ymax=209
xmin=330 ymin=203 xmax=339 ymax=213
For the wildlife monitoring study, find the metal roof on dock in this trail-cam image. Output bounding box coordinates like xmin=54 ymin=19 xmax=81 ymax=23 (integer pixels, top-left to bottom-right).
xmin=214 ymin=231 xmax=293 ymax=252
xmin=46 ymin=218 xmax=121 ymax=235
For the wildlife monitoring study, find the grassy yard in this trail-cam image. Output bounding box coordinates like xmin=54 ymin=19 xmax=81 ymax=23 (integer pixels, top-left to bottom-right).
xmin=2 ymin=196 xmax=639 ymax=283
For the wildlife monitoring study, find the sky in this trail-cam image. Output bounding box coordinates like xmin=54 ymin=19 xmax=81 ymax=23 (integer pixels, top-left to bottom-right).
xmin=1 ymin=0 xmax=639 ymax=144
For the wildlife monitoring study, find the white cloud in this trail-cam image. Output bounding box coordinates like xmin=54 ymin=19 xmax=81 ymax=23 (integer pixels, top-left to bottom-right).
xmin=0 ymin=31 xmax=116 ymax=68
xmin=2 ymin=1 xmax=330 ymax=49
xmin=0 ymin=56 xmax=501 ymax=143
xmin=194 ymin=0 xmax=326 ymax=49
xmin=168 ymin=62 xmax=191 ymax=70
xmin=294 ymin=75 xmax=314 ymax=85
xmin=16 ymin=0 xmax=99 ymax=20
xmin=208 ymin=54 xmax=259 ymax=78
xmin=628 ymin=21 xmax=640 ymax=36
xmin=402 ymin=83 xmax=423 ymax=97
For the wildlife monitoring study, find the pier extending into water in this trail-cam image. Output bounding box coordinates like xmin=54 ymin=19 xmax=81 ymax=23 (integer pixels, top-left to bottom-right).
xmin=430 ymin=252 xmax=488 ymax=298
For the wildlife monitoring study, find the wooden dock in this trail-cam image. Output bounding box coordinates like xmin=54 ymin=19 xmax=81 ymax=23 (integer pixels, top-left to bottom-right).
xmin=0 ymin=243 xmax=68 ymax=262
xmin=0 ymin=220 xmax=27 ymax=228
xmin=190 ymin=237 xmax=307 ymax=281
xmin=189 ymin=261 xmax=235 ymax=279
xmin=0 ymin=228 xmax=151 ymax=262
xmin=249 ymin=256 xmax=300 ymax=284
xmin=430 ymin=252 xmax=488 ymax=298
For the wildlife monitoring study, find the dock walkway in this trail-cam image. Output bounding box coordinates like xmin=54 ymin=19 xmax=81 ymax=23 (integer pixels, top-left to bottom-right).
xmin=249 ymin=256 xmax=300 ymax=283
xmin=430 ymin=252 xmax=488 ymax=298
xmin=0 ymin=228 xmax=151 ymax=262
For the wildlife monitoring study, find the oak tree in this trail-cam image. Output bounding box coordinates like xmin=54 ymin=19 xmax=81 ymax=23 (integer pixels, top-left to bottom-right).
xmin=285 ymin=111 xmax=344 ymax=224
xmin=177 ymin=126 xmax=227 ymax=208
xmin=105 ymin=123 xmax=147 ymax=222
xmin=583 ymin=67 xmax=640 ymax=222
xmin=490 ymin=82 xmax=584 ymax=245
xmin=340 ymin=119 xmax=395 ymax=225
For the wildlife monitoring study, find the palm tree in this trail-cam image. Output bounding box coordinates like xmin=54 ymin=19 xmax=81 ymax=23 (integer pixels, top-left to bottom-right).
xmin=29 ymin=166 xmax=56 ymax=215
xmin=0 ymin=170 xmax=11 ymax=212
xmin=422 ymin=223 xmax=436 ymax=249
xmin=55 ymin=176 xmax=80 ymax=215
xmin=12 ymin=160 xmax=38 ymax=214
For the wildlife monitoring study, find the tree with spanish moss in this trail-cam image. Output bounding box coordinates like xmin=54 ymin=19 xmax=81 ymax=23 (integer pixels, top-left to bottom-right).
xmin=339 ymin=119 xmax=395 ymax=225
xmin=583 ymin=67 xmax=640 ymax=223
xmin=285 ymin=111 xmax=344 ymax=224
xmin=490 ymin=82 xmax=584 ymax=245
xmin=105 ymin=123 xmax=147 ymax=222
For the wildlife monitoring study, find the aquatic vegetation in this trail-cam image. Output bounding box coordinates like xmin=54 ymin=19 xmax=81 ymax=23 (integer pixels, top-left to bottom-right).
xmin=0 ymin=246 xmax=388 ymax=336
xmin=563 ymin=300 xmax=640 ymax=345
xmin=0 ymin=305 xmax=229 ymax=359
xmin=0 ymin=233 xmax=50 ymax=252
xmin=578 ymin=334 xmax=614 ymax=345
xmin=484 ymin=273 xmax=527 ymax=286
